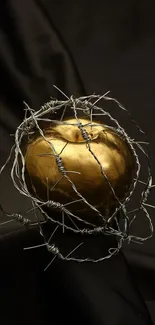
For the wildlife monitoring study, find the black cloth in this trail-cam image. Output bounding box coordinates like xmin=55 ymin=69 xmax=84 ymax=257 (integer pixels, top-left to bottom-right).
xmin=0 ymin=225 xmax=153 ymax=325
xmin=0 ymin=0 xmax=155 ymax=324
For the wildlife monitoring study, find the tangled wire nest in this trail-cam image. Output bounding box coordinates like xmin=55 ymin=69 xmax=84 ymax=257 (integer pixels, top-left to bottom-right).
xmin=0 ymin=86 xmax=154 ymax=267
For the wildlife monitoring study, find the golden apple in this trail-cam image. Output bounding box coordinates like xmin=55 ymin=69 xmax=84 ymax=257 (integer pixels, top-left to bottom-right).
xmin=24 ymin=118 xmax=135 ymax=221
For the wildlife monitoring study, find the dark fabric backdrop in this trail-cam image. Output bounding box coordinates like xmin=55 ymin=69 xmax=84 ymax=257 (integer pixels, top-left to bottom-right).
xmin=0 ymin=1 xmax=155 ymax=324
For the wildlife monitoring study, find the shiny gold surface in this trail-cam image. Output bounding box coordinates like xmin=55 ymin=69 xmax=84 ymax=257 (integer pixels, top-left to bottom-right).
xmin=24 ymin=118 xmax=136 ymax=217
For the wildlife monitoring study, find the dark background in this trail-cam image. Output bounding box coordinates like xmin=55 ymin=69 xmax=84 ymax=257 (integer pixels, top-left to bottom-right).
xmin=0 ymin=1 xmax=155 ymax=324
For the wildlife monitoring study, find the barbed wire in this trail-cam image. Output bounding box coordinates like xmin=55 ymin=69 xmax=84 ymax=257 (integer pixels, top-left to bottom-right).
xmin=0 ymin=86 xmax=154 ymax=266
